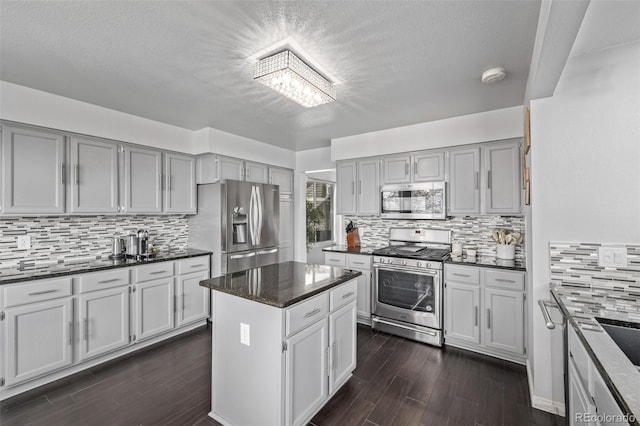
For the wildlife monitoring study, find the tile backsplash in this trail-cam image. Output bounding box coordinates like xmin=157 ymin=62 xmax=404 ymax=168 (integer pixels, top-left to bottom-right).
xmin=0 ymin=215 xmax=189 ymax=268
xmin=344 ymin=215 xmax=526 ymax=261
xmin=550 ymin=242 xmax=640 ymax=291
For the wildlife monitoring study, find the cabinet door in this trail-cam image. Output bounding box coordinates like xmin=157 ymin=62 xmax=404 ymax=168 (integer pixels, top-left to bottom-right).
xmin=78 ymin=287 xmax=130 ymax=361
xmin=483 ymin=141 xmax=521 ymax=214
xmin=483 ymin=287 xmax=524 ymax=354
xmin=176 ymin=271 xmax=209 ymax=326
xmin=357 ymin=159 xmax=379 ymax=215
xmin=568 ymin=359 xmax=597 ymax=426
xmin=286 ymin=318 xmax=329 ymax=426
xmin=269 ymin=167 xmax=293 ymax=193
xmin=444 ymin=282 xmax=480 ymax=344
xmin=413 ymin=152 xmax=445 ymax=182
xmin=336 ymin=161 xmax=357 ymax=215
xmin=245 ymin=161 xmax=268 ymax=184
xmin=196 ymin=154 xmax=219 ymax=184
xmin=4 ymin=298 xmax=73 ymax=386
xmin=69 ymin=136 xmax=119 ymax=213
xmin=1 ymin=125 xmax=65 ymax=213
xmin=381 ymin=155 xmax=410 ymax=184
xmin=329 ymin=302 xmax=357 ymax=394
xmin=218 ymin=156 xmax=244 ymax=181
xmin=164 ymin=153 xmax=196 ymax=213
xmin=449 ymin=148 xmax=480 ymax=215
xmin=355 ymin=271 xmax=371 ymax=322
xmin=123 ymin=145 xmax=162 ymax=213
xmin=279 ymin=195 xmax=293 ymax=262
xmin=134 ymin=278 xmax=174 ymax=341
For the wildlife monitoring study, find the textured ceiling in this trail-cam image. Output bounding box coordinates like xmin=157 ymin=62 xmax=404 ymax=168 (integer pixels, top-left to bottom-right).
xmin=0 ymin=1 xmax=542 ymax=151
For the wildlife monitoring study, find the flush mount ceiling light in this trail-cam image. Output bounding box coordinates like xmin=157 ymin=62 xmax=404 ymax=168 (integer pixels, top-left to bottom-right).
xmin=254 ymin=50 xmax=336 ymax=108
xmin=481 ymin=67 xmax=507 ymax=84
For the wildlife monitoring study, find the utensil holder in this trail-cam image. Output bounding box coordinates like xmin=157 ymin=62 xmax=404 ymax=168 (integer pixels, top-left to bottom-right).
xmin=346 ymin=228 xmax=360 ymax=248
xmin=496 ymin=244 xmax=515 ymax=260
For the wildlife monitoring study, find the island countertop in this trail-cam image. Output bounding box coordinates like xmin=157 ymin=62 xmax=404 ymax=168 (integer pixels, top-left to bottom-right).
xmin=199 ymin=261 xmax=362 ymax=308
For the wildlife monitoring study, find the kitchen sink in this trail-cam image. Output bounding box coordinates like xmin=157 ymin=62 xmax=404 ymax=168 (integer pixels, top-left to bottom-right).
xmin=596 ymin=317 xmax=640 ymax=368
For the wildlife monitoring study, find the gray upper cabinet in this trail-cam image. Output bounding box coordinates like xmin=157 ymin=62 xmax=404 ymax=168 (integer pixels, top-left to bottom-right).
xmin=219 ymin=156 xmax=244 ymax=182
xmin=357 ymin=159 xmax=379 ymax=215
xmin=244 ymin=161 xmax=268 ymax=184
xmin=413 ymin=152 xmax=445 ymax=182
xmin=122 ymin=145 xmax=162 ymax=213
xmin=196 ymin=154 xmax=219 ymax=184
xmin=482 ymin=141 xmax=521 ymax=214
xmin=164 ymin=153 xmax=196 ymax=214
xmin=69 ymin=136 xmax=119 ymax=213
xmin=381 ymin=155 xmax=411 ymax=184
xmin=336 ymin=161 xmax=357 ymax=215
xmin=1 ymin=125 xmax=66 ymax=214
xmin=269 ymin=167 xmax=293 ymax=194
xmin=449 ymin=147 xmax=481 ymax=215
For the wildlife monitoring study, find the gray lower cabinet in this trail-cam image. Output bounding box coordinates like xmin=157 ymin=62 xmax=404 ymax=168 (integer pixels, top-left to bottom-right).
xmin=176 ymin=270 xmax=209 ymax=326
xmin=3 ymin=297 xmax=74 ymax=386
xmin=1 ymin=125 xmax=66 ymax=214
xmin=69 ymin=136 xmax=119 ymax=213
xmin=444 ymin=264 xmax=525 ymax=363
xmin=122 ymin=145 xmax=162 ymax=213
xmin=448 ymin=147 xmax=481 ymax=215
xmin=77 ymin=286 xmax=131 ymax=362
xmin=134 ymin=278 xmax=175 ymax=341
xmin=163 ymin=153 xmax=196 ymax=213
xmin=328 ymin=302 xmax=357 ymax=393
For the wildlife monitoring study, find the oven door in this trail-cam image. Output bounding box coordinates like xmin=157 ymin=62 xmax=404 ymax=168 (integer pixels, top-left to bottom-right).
xmin=373 ymin=264 xmax=441 ymax=329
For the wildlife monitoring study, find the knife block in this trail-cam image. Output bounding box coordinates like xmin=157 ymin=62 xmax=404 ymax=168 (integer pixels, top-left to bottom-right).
xmin=346 ymin=228 xmax=361 ymax=247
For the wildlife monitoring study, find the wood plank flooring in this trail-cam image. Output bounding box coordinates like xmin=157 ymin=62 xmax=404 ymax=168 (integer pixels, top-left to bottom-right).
xmin=0 ymin=324 xmax=563 ymax=426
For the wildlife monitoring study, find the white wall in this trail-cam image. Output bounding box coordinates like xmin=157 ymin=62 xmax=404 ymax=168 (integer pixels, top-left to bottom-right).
xmin=295 ymin=147 xmax=335 ymax=171
xmin=331 ymin=106 xmax=524 ymax=160
xmin=0 ymin=81 xmax=194 ymax=153
xmin=530 ymin=40 xmax=640 ymax=411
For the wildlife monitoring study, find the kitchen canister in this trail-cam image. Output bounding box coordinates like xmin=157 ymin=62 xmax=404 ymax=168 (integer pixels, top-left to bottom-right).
xmin=496 ymin=244 xmax=516 ymax=260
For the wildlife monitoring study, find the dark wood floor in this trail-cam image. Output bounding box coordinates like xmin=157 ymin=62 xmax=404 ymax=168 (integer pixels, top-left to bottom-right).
xmin=0 ymin=324 xmax=563 ymax=426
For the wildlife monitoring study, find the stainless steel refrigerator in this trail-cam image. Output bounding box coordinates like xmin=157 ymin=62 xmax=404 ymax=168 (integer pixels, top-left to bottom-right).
xmin=188 ymin=180 xmax=280 ymax=276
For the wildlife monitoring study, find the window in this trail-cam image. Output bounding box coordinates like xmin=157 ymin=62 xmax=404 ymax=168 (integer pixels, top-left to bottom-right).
xmin=306 ymin=180 xmax=334 ymax=245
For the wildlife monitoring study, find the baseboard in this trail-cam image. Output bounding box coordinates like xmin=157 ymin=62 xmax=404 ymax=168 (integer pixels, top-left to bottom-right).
xmin=526 ymin=360 xmax=566 ymax=416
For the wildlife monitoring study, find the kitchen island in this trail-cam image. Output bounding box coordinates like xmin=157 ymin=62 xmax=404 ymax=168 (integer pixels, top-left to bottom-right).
xmin=199 ymin=262 xmax=361 ymax=426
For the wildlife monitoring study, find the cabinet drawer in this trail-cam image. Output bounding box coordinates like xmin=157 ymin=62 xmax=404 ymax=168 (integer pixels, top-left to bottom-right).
xmin=330 ymin=279 xmax=357 ymax=311
xmin=77 ymin=268 xmax=130 ymax=294
xmin=3 ymin=277 xmax=73 ymax=308
xmin=134 ymin=262 xmax=174 ymax=283
xmin=286 ymin=293 xmax=330 ymax=336
xmin=484 ymin=269 xmax=524 ymax=291
xmin=324 ymin=252 xmax=346 ymax=267
xmin=445 ymin=265 xmax=480 ymax=284
xmin=177 ymin=256 xmax=210 ymax=275
xmin=346 ymin=254 xmax=371 ymax=270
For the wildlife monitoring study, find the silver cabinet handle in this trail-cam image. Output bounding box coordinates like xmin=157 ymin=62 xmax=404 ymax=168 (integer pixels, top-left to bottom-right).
xmin=190 ymin=264 xmax=205 ymax=268
xmin=475 ymin=171 xmax=479 ymax=190
xmin=495 ymin=278 xmax=516 ymax=283
xmin=452 ymin=273 xmax=470 ymax=278
xmin=69 ymin=321 xmax=73 ymax=345
xmin=351 ymin=181 xmax=355 ymax=195
xmin=304 ymin=308 xmax=321 ymax=319
xmin=160 ymin=174 xmax=164 ymax=191
xmin=332 ymin=341 xmax=337 ymax=370
xmin=487 ymin=170 xmax=492 ymax=189
xmin=487 ymin=309 xmax=491 ymax=329
xmin=182 ymin=293 xmax=185 ymax=312
xmin=538 ymin=300 xmax=557 ymax=329
xmin=229 ymin=252 xmax=256 ymax=260
xmin=358 ymin=180 xmax=362 ymax=194
xmin=405 ymin=162 xmax=409 ymax=176
xmin=414 ymin=161 xmax=417 ymax=176
xmin=28 ymin=289 xmax=58 ymax=296
xmin=150 ymin=270 xmax=168 ymax=275
xmin=84 ymin=318 xmax=89 ymax=341
xmin=342 ymin=291 xmax=355 ymax=299
xmin=98 ymin=278 xmax=120 ymax=284
xmin=475 ymin=306 xmax=478 ymax=326
xmin=324 ymin=346 xmax=329 ymax=376
xmin=168 ymin=174 xmax=172 ymax=191
xmin=352 ymin=261 xmax=365 ymax=265
xmin=61 ymin=163 xmax=65 ymax=185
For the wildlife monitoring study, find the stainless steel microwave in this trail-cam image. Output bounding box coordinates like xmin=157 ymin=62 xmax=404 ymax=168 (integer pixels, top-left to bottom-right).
xmin=380 ymin=182 xmax=446 ymax=219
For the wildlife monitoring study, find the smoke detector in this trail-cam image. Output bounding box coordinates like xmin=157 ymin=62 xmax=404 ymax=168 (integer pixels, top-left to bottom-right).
xmin=481 ymin=67 xmax=506 ymax=84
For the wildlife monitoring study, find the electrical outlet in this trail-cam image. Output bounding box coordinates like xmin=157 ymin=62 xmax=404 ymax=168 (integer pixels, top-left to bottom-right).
xmin=17 ymin=235 xmax=31 ymax=250
xmin=598 ymin=246 xmax=628 ymax=268
xmin=240 ymin=323 xmax=250 ymax=346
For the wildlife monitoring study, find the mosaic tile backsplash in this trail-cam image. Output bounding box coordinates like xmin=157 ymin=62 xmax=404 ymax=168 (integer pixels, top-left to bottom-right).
xmin=344 ymin=215 xmax=526 ymax=261
xmin=550 ymin=242 xmax=640 ymax=291
xmin=0 ymin=216 xmax=189 ymax=268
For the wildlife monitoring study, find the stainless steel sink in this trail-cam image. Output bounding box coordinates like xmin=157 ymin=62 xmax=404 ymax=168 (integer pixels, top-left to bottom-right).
xmin=596 ymin=317 xmax=640 ymax=368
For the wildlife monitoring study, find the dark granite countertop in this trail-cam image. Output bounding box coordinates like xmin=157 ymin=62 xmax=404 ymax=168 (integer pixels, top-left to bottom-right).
xmin=551 ymin=284 xmax=640 ymax=425
xmin=445 ymin=255 xmax=526 ymax=271
xmin=0 ymin=248 xmax=212 ymax=285
xmin=199 ymin=261 xmax=362 ymax=308
xmin=322 ymin=245 xmax=385 ymax=255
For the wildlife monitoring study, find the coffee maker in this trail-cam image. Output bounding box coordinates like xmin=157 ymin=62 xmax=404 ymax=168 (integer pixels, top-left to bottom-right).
xmin=126 ymin=229 xmax=152 ymax=260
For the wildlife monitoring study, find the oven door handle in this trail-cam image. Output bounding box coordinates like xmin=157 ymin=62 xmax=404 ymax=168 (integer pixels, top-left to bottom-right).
xmin=373 ymin=264 xmax=440 ymax=275
xmin=372 ymin=317 xmax=438 ymax=336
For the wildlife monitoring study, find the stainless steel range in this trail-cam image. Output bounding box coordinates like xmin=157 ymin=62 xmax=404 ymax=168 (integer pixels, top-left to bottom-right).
xmin=372 ymin=228 xmax=451 ymax=347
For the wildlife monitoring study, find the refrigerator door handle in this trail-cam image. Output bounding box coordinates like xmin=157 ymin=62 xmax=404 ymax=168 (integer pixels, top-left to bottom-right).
xmin=248 ymin=186 xmax=256 ymax=245
xmin=257 ymin=248 xmax=278 ymax=255
xmin=229 ymin=252 xmax=257 ymax=260
xmin=255 ymin=186 xmax=263 ymax=245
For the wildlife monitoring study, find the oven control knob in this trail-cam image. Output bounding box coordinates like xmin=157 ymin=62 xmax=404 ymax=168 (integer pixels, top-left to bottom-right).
xmin=402 ymin=260 xmax=407 ymax=266
xmin=417 ymin=261 xmax=422 ymax=267
xmin=388 ymin=259 xmax=393 ymax=264
xmin=380 ymin=258 xmax=385 ymax=263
